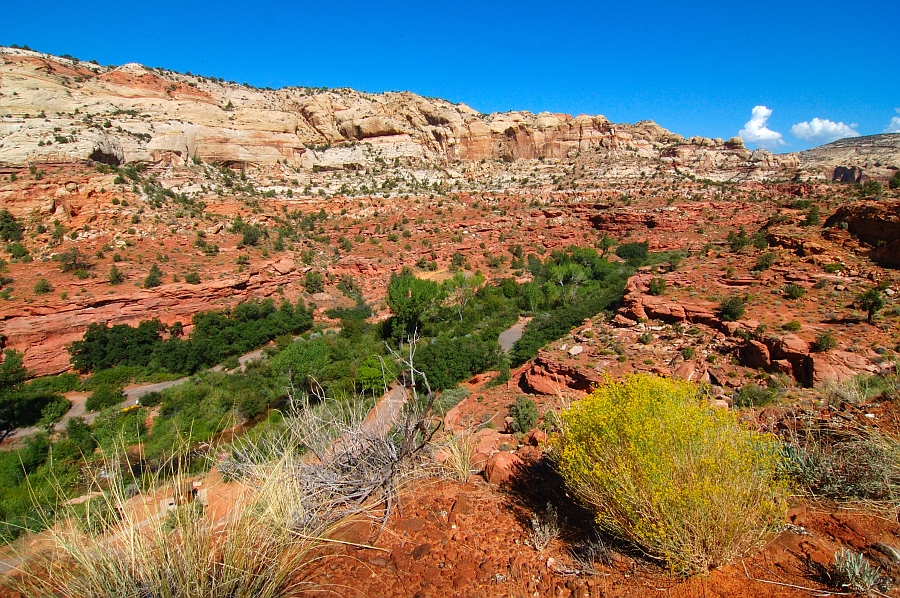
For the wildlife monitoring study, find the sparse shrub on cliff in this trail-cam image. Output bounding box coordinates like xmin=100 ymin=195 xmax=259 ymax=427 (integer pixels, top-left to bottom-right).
xmin=143 ymin=263 xmax=163 ymax=288
xmin=33 ymin=278 xmax=52 ymax=294
xmin=0 ymin=210 xmax=24 ymax=243
xmin=727 ymin=227 xmax=751 ymax=252
xmin=553 ymin=374 xmax=786 ymax=574
xmin=108 ymin=265 xmax=124 ymax=285
xmin=890 ymin=171 xmax=900 ymax=190
xmin=802 ymin=206 xmax=820 ymax=227
xmin=754 ymin=252 xmax=776 ymax=271
xmin=861 ymin=180 xmax=883 ymax=198
xmin=718 ymin=295 xmax=746 ymax=321
xmin=812 ymin=331 xmax=837 ymax=352
xmin=303 ymin=270 xmax=324 ymax=294
xmin=647 ymin=277 xmax=666 ymax=296
xmin=783 ymin=283 xmax=806 ymax=300
xmin=184 ymin=271 xmax=201 ymax=284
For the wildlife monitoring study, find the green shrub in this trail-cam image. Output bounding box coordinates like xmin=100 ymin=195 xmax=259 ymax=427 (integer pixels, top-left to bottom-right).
xmin=782 ymin=320 xmax=802 ymax=332
xmin=138 ymin=391 xmax=163 ymax=407
xmin=184 ymin=271 xmax=201 ymax=285
xmin=754 ymin=252 xmax=776 ymax=271
xmin=718 ymin=295 xmax=746 ymax=322
xmin=33 ymin=278 xmax=52 ymax=294
xmin=733 ymin=384 xmax=780 ymax=408
xmin=615 ymin=241 xmax=648 ymax=263
xmin=510 ymin=397 xmax=538 ymax=433
xmin=143 ymin=264 xmax=163 ymax=289
xmin=435 ymin=386 xmax=471 ymax=416
xmin=890 ymin=171 xmax=900 ymax=190
xmin=8 ymin=242 xmax=29 ymax=259
xmin=680 ymin=346 xmax=696 ymax=360
xmin=812 ymin=331 xmax=837 ymax=352
xmin=303 ymin=271 xmax=324 ymax=294
xmin=554 ymin=374 xmax=786 ymax=574
xmin=0 ymin=210 xmax=24 ymax=242
xmin=783 ymin=284 xmax=806 ymax=300
xmin=85 ymin=385 xmax=126 ymax=412
xmin=823 ymin=263 xmax=842 ymax=273
xmin=647 ymin=277 xmax=666 ymax=296
xmin=638 ymin=332 xmax=653 ymax=345
xmin=861 ymin=180 xmax=883 ymax=198
xmin=108 ymin=265 xmax=124 ymax=285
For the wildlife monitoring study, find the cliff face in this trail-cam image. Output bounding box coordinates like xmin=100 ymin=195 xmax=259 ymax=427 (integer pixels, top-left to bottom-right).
xmin=0 ymin=47 xmax=800 ymax=180
xmin=798 ymin=134 xmax=900 ymax=182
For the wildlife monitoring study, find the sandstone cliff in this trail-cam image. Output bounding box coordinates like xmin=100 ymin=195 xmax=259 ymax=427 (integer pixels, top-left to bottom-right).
xmin=0 ymin=47 xmax=800 ymax=181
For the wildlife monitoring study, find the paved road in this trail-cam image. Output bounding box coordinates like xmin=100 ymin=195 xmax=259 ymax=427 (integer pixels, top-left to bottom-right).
xmin=5 ymin=345 xmax=276 ymax=443
xmin=498 ymin=317 xmax=529 ymax=352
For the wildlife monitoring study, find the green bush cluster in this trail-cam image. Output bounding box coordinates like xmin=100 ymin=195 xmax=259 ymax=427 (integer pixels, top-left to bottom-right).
xmin=510 ymin=397 xmax=538 ymax=433
xmin=69 ymin=299 xmax=313 ymax=375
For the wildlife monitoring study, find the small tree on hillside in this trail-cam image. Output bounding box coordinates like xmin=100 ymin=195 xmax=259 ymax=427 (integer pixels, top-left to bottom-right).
xmin=143 ymin=263 xmax=163 ymax=289
xmin=857 ymin=288 xmax=884 ymax=323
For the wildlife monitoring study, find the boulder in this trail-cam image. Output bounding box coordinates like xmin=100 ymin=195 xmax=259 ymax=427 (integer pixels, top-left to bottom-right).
xmin=484 ymin=452 xmax=523 ymax=486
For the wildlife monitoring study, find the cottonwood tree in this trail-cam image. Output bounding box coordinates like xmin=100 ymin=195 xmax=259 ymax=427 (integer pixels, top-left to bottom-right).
xmin=0 ymin=349 xmax=31 ymax=442
xmin=443 ymin=271 xmax=485 ymax=321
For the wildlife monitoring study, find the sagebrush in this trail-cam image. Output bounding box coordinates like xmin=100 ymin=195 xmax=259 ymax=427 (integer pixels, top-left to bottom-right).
xmin=553 ymin=374 xmax=786 ymax=574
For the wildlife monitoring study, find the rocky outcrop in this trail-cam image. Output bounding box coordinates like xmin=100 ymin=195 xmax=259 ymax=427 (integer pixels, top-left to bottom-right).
xmin=0 ymin=264 xmax=304 ymax=376
xmin=825 ymin=201 xmax=900 ymax=267
xmin=798 ymin=134 xmax=900 ymax=183
xmin=512 ymin=354 xmax=602 ymax=395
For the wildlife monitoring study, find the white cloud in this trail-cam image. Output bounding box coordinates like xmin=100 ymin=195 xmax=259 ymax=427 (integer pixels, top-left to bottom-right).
xmin=738 ymin=106 xmax=784 ymax=148
xmin=791 ymin=118 xmax=859 ymax=142
xmin=886 ymin=109 xmax=900 ymax=133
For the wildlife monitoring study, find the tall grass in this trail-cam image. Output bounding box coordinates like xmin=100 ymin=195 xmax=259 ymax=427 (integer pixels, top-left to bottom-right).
xmin=439 ymin=431 xmax=475 ymax=482
xmin=553 ymin=374 xmax=787 ymax=575
xmin=11 ymin=447 xmax=327 ymax=598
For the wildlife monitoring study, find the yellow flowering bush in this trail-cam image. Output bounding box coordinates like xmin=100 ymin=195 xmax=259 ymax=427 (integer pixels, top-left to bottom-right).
xmin=553 ymin=374 xmax=786 ymax=575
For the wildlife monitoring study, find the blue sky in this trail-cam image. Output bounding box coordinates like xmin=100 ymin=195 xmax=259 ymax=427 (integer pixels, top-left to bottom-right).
xmin=1 ymin=0 xmax=897 ymax=151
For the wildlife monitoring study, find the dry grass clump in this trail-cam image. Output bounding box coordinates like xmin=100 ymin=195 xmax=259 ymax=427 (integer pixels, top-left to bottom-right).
xmin=439 ymin=431 xmax=476 ymax=482
xmin=553 ymin=374 xmax=787 ymax=575
xmin=13 ymin=450 xmax=325 ymax=598
xmin=13 ymin=385 xmax=435 ymax=597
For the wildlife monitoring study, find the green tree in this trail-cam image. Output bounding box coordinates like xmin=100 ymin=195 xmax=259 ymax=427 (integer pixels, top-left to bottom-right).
xmin=443 ymin=271 xmax=485 ymax=321
xmin=269 ymin=338 xmax=332 ymax=396
xmin=385 ymin=272 xmax=441 ymax=342
xmin=857 ymin=288 xmax=884 ymax=323
xmin=0 ymin=349 xmax=31 ymax=441
xmin=356 ymin=355 xmax=396 ymax=394
xmin=56 ymin=247 xmax=91 ymax=273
